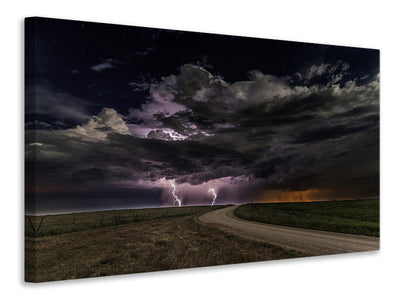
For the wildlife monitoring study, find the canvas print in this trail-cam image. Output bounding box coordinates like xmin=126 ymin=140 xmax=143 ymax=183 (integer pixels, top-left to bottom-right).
xmin=25 ymin=17 xmax=380 ymax=283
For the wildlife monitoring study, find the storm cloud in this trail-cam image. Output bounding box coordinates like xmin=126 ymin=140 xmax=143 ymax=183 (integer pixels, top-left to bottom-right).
xmin=26 ymin=63 xmax=379 ymax=201
xmin=25 ymin=18 xmax=379 ymax=213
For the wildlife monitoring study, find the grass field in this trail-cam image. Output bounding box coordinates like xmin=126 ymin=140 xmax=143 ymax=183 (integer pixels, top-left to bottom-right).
xmin=25 ymin=206 xmax=218 ymax=237
xmin=234 ymin=199 xmax=379 ymax=236
xmin=25 ymin=206 xmax=301 ymax=282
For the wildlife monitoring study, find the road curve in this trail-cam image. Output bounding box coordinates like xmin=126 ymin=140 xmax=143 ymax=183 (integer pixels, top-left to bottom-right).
xmin=198 ymin=206 xmax=379 ymax=256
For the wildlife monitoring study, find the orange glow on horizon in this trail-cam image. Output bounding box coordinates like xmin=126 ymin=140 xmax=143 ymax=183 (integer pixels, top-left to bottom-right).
xmin=258 ymin=188 xmax=335 ymax=203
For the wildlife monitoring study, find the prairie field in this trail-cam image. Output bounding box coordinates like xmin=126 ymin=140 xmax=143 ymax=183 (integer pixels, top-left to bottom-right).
xmin=25 ymin=206 xmax=300 ymax=282
xmin=234 ymin=199 xmax=379 ymax=236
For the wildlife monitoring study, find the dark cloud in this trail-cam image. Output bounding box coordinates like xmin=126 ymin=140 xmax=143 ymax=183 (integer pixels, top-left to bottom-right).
xmin=26 ymin=61 xmax=379 ymax=199
xmin=25 ymin=18 xmax=379 ymax=211
xmin=90 ymin=58 xmax=119 ymax=72
xmin=25 ymin=81 xmax=91 ymax=126
xmin=121 ymin=64 xmax=379 ymax=195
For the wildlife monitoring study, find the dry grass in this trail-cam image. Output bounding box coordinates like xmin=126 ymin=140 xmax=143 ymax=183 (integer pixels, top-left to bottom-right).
xmin=25 ymin=206 xmax=216 ymax=237
xmin=25 ymin=209 xmax=301 ymax=282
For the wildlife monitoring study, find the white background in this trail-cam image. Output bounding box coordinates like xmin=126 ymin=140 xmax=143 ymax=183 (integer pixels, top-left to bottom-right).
xmin=1 ymin=0 xmax=399 ymax=299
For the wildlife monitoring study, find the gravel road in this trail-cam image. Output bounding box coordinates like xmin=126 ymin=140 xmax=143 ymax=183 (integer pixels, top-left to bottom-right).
xmin=198 ymin=206 xmax=379 ymax=256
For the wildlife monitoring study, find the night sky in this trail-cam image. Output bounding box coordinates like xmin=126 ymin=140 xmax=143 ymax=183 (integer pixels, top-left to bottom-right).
xmin=25 ymin=17 xmax=379 ymax=215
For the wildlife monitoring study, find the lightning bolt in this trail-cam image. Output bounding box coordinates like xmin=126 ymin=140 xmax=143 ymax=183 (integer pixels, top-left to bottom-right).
xmin=208 ymin=188 xmax=217 ymax=206
xmin=170 ymin=180 xmax=182 ymax=207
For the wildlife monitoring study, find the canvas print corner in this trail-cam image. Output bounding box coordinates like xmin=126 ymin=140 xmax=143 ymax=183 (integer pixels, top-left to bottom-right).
xmin=25 ymin=17 xmax=380 ymax=282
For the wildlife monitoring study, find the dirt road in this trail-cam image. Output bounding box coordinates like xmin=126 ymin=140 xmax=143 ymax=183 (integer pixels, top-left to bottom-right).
xmin=198 ymin=206 xmax=379 ymax=256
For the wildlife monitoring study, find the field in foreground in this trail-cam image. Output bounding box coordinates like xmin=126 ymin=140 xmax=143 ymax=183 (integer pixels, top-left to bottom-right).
xmin=234 ymin=199 xmax=379 ymax=236
xmin=25 ymin=206 xmax=301 ymax=282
